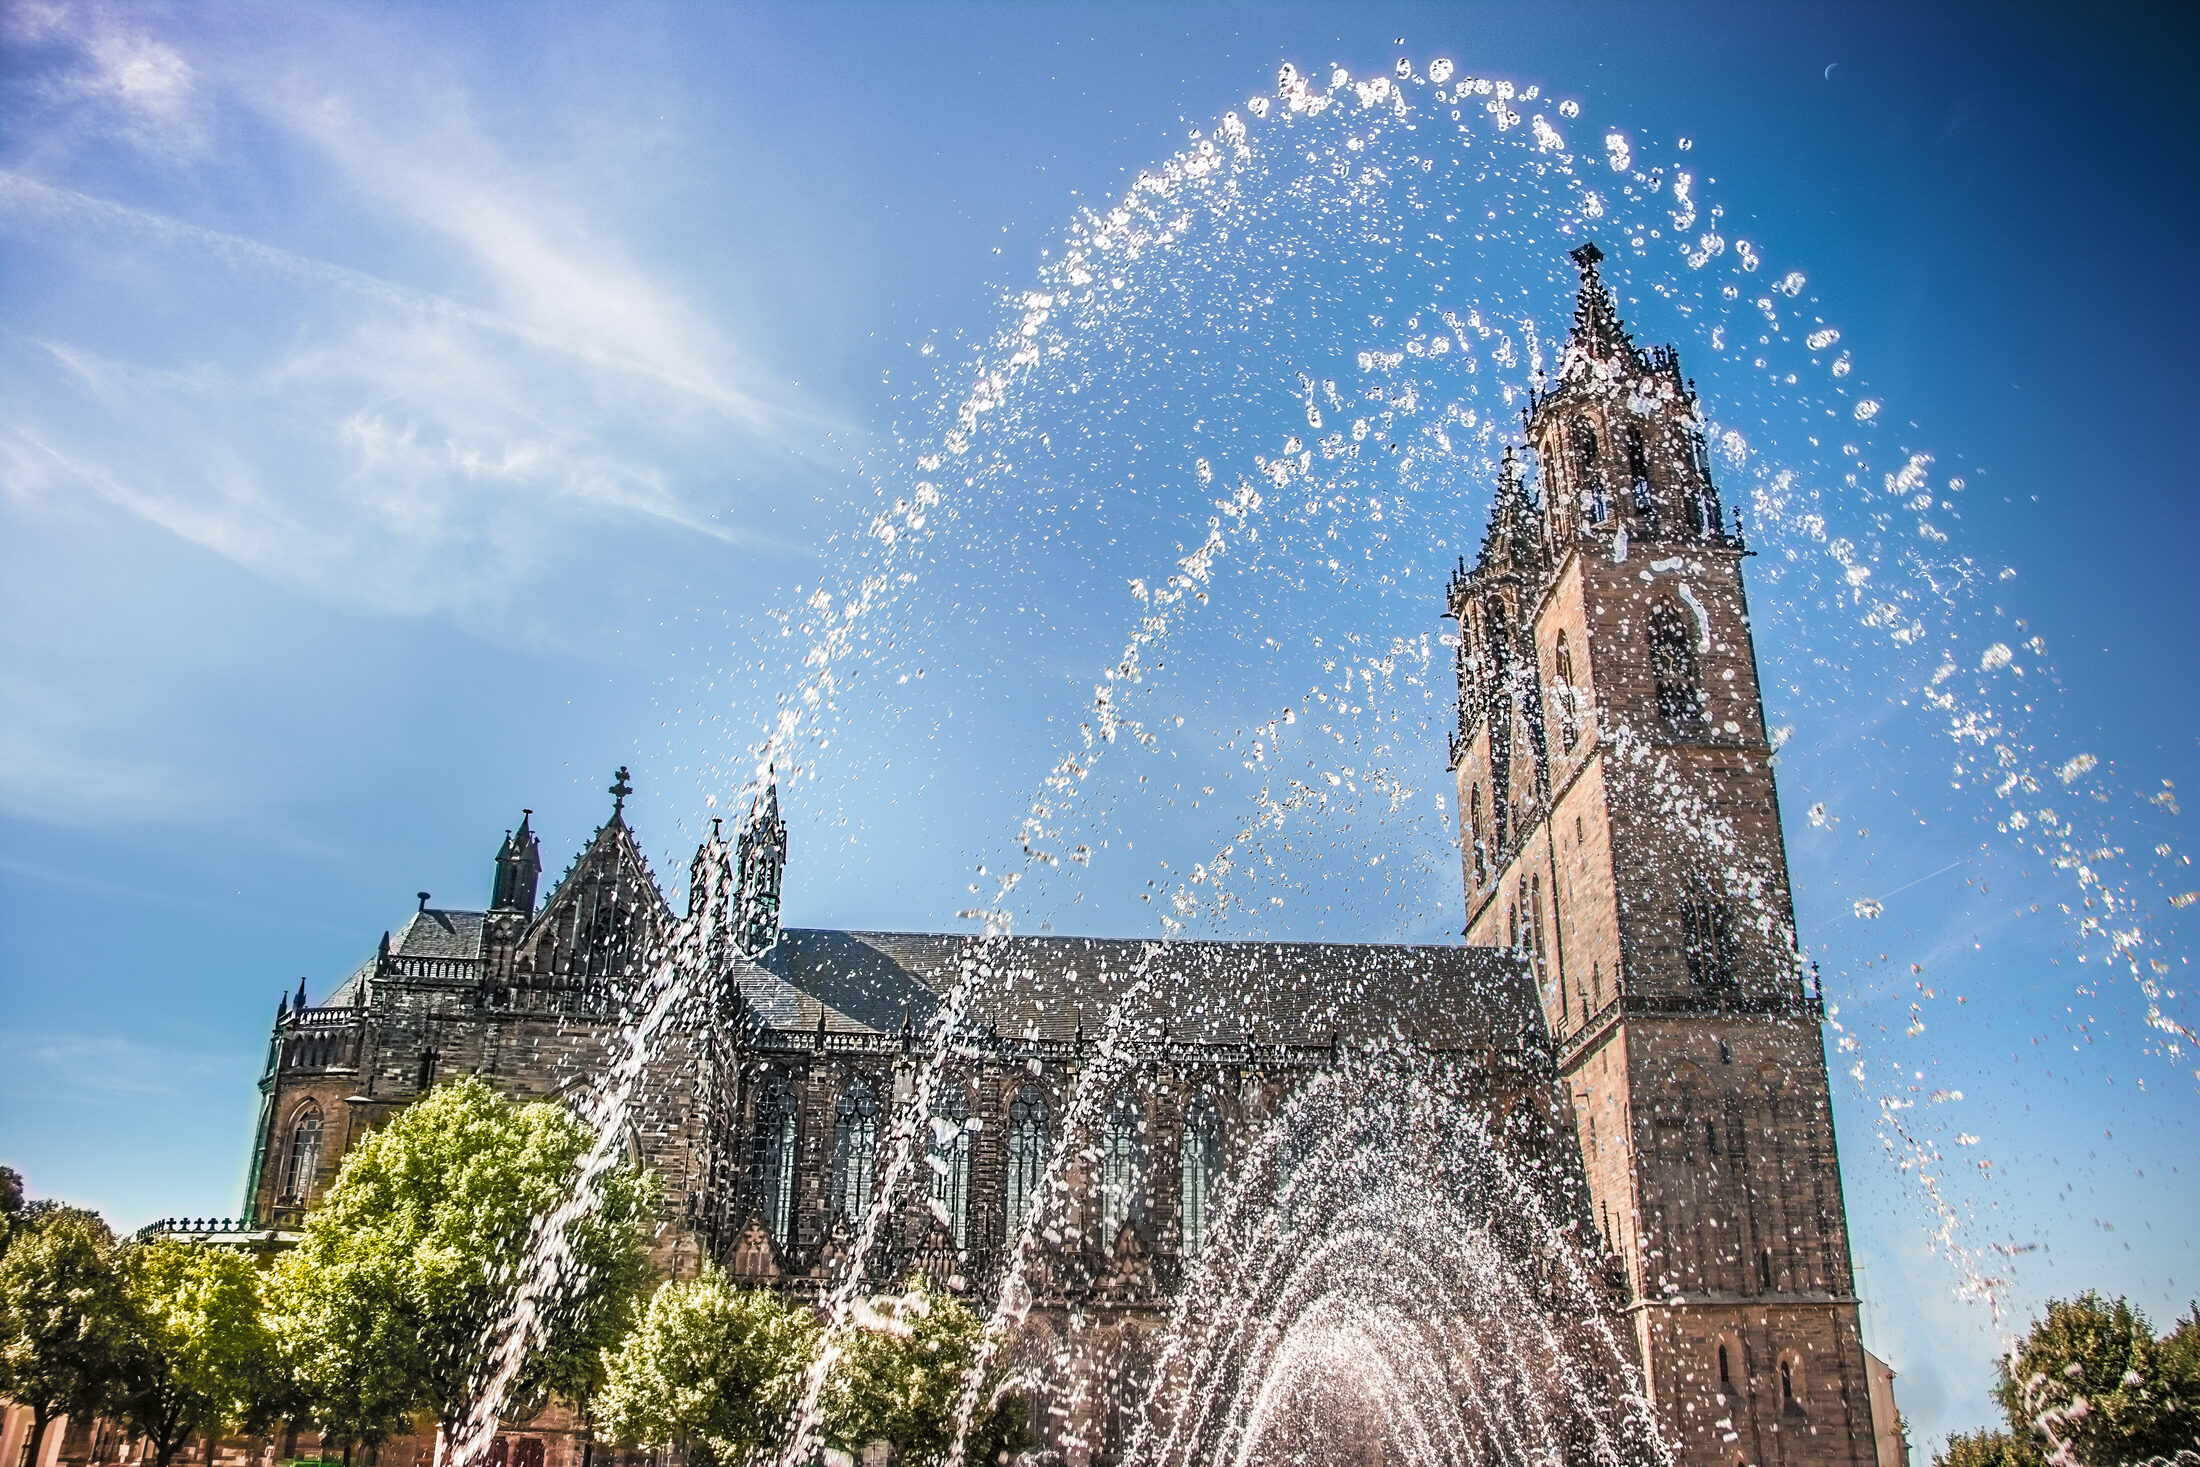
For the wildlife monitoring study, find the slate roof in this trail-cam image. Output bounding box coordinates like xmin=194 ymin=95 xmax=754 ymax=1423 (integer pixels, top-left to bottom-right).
xmin=735 ymin=929 xmax=1534 ymax=1050
xmin=393 ymin=908 xmax=489 ymax=960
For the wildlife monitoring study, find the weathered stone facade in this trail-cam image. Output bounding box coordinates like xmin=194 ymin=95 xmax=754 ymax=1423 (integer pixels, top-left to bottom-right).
xmin=1449 ymin=244 xmax=1878 ymax=1467
xmin=232 ymin=248 xmax=1890 ymax=1467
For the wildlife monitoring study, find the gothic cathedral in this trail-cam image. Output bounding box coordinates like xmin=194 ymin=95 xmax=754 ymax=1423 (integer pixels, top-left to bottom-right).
xmin=218 ymin=247 xmax=1892 ymax=1467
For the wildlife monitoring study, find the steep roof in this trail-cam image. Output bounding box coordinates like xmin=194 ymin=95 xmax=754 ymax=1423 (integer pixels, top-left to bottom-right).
xmin=735 ymin=928 xmax=1535 ymax=1050
xmin=392 ymin=908 xmax=488 ymax=960
xmin=519 ymin=812 xmax=676 ymax=982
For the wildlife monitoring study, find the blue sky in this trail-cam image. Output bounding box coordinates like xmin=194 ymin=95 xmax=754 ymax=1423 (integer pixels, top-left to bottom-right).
xmin=2 ymin=2 xmax=2195 ymax=1452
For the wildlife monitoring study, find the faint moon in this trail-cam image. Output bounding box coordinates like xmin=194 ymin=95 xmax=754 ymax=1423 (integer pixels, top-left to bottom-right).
xmin=1824 ymin=62 xmax=1839 ymax=80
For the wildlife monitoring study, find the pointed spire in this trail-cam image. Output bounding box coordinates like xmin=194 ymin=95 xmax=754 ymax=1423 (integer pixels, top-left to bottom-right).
xmin=1475 ymin=445 xmax=1545 ymax=580
xmin=492 ymin=809 xmax=543 ymax=915
xmin=734 ymin=769 xmax=790 ymax=958
xmin=1566 ymin=242 xmax=1637 ymax=365
xmin=294 ymin=976 xmax=308 ymax=1013
xmin=276 ymin=991 xmax=289 ymax=1022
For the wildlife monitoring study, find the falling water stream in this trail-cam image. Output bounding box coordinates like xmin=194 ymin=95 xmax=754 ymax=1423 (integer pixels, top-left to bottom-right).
xmin=449 ymin=52 xmax=2193 ymax=1467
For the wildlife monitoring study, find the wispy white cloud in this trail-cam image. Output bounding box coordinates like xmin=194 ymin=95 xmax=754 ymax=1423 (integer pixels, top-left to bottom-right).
xmin=0 ymin=8 xmax=841 ymax=626
xmin=5 ymin=2 xmax=203 ymax=155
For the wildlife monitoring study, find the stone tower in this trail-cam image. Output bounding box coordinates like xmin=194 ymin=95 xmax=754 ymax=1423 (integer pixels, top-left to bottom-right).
xmin=1448 ymin=245 xmax=1878 ymax=1467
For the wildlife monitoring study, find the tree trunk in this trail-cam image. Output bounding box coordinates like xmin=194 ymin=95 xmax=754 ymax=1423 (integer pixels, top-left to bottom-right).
xmin=24 ymin=1409 xmax=55 ymax=1467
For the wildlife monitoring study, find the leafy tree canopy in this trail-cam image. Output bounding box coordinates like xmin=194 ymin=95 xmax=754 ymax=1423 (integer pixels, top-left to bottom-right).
xmin=1934 ymin=1428 xmax=2043 ymax=1467
xmin=265 ymin=1076 xmax=652 ymax=1450
xmin=0 ymin=1207 xmax=135 ymax=1467
xmin=113 ymin=1238 xmax=284 ymax=1467
xmin=598 ymin=1276 xmax=1027 ymax=1467
xmin=595 ymin=1270 xmax=819 ymax=1467
xmin=1936 ymin=1291 xmax=2200 ymax=1467
xmin=819 ymin=1281 xmax=1027 ymax=1467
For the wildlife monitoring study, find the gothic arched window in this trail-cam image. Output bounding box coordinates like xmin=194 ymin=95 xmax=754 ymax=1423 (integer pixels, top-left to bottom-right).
xmin=1553 ymin=636 xmax=1580 ymax=749
xmin=1648 ymin=600 xmax=1704 ymax=732
xmin=1468 ymin=786 xmax=1487 ymax=885
xmin=1179 ymin=1095 xmax=1223 ymax=1257
xmin=1717 ymin=1342 xmax=1732 ymax=1388
xmin=1573 ymin=424 xmax=1609 ymax=523
xmin=1005 ymin=1085 xmax=1048 ymax=1234
xmin=284 ymin=1106 xmax=323 ymax=1202
xmin=1625 ymin=429 xmax=1651 ymax=509
xmin=1100 ymin=1090 xmax=1145 ymax=1239
xmin=929 ymin=1085 xmax=973 ymax=1249
xmin=756 ymin=1080 xmax=797 ymax=1247
xmin=831 ymin=1079 xmax=881 ymax=1222
xmin=1681 ymin=879 xmax=1736 ymax=987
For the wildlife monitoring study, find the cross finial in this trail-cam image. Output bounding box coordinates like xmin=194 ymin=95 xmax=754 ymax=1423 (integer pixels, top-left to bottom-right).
xmin=1569 ymin=241 xmax=1604 ymax=272
xmin=610 ymin=766 xmax=633 ymax=812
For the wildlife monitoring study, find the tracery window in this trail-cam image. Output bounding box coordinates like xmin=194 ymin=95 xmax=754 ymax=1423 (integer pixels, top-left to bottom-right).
xmin=1625 ymin=429 xmax=1652 ymax=509
xmin=929 ymin=1086 xmax=974 ymax=1249
xmin=1005 ymin=1085 xmax=1048 ymax=1234
xmin=1100 ymin=1090 xmax=1145 ymax=1239
xmin=284 ymin=1106 xmax=323 ymax=1202
xmin=831 ymin=1079 xmax=881 ymax=1222
xmin=1680 ymin=879 xmax=1736 ymax=987
xmin=1179 ymin=1095 xmax=1223 ymax=1258
xmin=1553 ymin=635 xmax=1580 ymax=749
xmin=757 ymin=1080 xmax=797 ymax=1247
xmin=1574 ymin=424 xmax=1610 ymax=523
xmin=1648 ymin=600 xmax=1704 ymax=732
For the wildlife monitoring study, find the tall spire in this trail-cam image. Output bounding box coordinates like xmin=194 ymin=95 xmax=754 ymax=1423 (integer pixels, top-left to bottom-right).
xmin=1566 ymin=242 xmax=1636 ymax=365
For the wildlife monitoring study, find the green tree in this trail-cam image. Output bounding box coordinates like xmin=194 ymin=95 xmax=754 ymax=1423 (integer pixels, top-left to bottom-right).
xmin=594 ymin=1270 xmax=819 ymax=1467
xmin=111 ymin=1237 xmax=284 ymax=1467
xmin=1932 ymin=1428 xmax=2042 ymax=1467
xmin=1989 ymin=1292 xmax=2199 ymax=1466
xmin=264 ymin=1077 xmax=653 ymax=1457
xmin=820 ymin=1281 xmax=1028 ymax=1467
xmin=0 ymin=1207 xmax=136 ymax=1467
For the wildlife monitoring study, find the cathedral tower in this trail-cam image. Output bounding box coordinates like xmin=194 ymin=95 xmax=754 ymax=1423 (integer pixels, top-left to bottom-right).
xmin=1449 ymin=246 xmax=1878 ymax=1466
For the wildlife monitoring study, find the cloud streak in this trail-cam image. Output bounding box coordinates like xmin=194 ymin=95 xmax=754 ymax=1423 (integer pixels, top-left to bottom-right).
xmin=0 ymin=6 xmax=842 ymax=632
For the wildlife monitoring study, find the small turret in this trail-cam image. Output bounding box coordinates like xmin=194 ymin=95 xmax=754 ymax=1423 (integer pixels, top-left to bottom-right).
xmin=492 ymin=809 xmax=543 ymax=915
xmin=735 ymin=774 xmax=789 ymax=956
